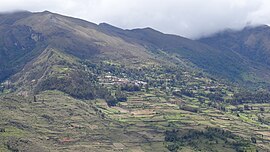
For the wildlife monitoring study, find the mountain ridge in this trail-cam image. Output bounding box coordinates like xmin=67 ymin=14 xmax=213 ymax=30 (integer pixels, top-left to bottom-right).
xmin=1 ymin=11 xmax=270 ymax=87
xmin=1 ymin=11 xmax=270 ymax=152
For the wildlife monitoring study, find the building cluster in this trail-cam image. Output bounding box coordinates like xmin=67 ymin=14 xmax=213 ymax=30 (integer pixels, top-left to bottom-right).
xmin=99 ymin=75 xmax=147 ymax=86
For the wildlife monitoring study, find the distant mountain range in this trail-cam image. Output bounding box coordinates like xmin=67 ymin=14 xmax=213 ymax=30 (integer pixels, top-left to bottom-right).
xmin=1 ymin=11 xmax=270 ymax=88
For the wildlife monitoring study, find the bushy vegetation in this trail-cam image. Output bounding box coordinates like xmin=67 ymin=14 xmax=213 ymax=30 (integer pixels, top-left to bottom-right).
xmin=104 ymin=90 xmax=127 ymax=106
xmin=227 ymin=91 xmax=270 ymax=105
xmin=35 ymin=71 xmax=108 ymax=100
xmin=1 ymin=11 xmax=270 ymax=152
xmin=165 ymin=127 xmax=257 ymax=152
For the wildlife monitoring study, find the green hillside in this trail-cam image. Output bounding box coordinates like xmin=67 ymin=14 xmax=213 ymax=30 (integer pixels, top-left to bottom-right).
xmin=0 ymin=11 xmax=270 ymax=151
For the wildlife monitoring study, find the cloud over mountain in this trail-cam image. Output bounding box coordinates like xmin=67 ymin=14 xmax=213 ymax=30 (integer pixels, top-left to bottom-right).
xmin=1 ymin=0 xmax=270 ymax=38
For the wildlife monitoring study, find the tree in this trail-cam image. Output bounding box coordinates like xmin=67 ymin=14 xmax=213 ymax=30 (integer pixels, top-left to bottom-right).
xmin=0 ymin=86 xmax=4 ymax=93
xmin=0 ymin=128 xmax=5 ymax=132
xmin=145 ymin=84 xmax=150 ymax=93
xmin=260 ymin=107 xmax=265 ymax=112
xmin=121 ymin=84 xmax=141 ymax=92
xmin=244 ymin=105 xmax=250 ymax=110
xmin=105 ymin=94 xmax=117 ymax=106
xmin=251 ymin=137 xmax=256 ymax=143
xmin=33 ymin=95 xmax=37 ymax=102
xmin=115 ymin=90 xmax=127 ymax=102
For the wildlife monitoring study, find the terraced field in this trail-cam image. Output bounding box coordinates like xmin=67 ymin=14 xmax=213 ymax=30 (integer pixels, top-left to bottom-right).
xmin=94 ymin=89 xmax=270 ymax=151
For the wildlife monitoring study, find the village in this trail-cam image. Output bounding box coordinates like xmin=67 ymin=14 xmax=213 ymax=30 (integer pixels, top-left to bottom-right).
xmin=98 ymin=75 xmax=147 ymax=87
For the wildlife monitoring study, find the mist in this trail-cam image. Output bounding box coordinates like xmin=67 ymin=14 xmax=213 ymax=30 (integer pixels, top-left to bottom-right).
xmin=1 ymin=0 xmax=270 ymax=39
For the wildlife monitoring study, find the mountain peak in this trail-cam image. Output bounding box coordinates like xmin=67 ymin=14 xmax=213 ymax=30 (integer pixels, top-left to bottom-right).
xmin=99 ymin=22 xmax=124 ymax=31
xmin=131 ymin=27 xmax=162 ymax=34
xmin=38 ymin=10 xmax=59 ymax=16
xmin=42 ymin=10 xmax=52 ymax=13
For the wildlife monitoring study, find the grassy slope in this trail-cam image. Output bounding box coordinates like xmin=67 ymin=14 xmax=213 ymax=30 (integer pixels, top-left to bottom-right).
xmin=0 ymin=46 xmax=268 ymax=151
xmin=199 ymin=25 xmax=270 ymax=85
xmin=0 ymin=91 xmax=168 ymax=152
xmin=0 ymin=12 xmax=270 ymax=152
xmin=9 ymin=47 xmax=78 ymax=92
xmin=97 ymin=91 xmax=269 ymax=151
xmin=99 ymin=24 xmax=270 ymax=85
xmin=1 ymin=88 xmax=269 ymax=151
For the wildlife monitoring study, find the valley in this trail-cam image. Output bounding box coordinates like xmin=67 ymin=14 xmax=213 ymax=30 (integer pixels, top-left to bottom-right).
xmin=0 ymin=11 xmax=270 ymax=152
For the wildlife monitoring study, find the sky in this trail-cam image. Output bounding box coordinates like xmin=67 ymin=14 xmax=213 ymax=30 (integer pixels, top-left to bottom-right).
xmin=0 ymin=0 xmax=270 ymax=39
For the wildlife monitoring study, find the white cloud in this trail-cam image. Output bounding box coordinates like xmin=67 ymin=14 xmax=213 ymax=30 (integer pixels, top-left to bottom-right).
xmin=0 ymin=0 xmax=270 ymax=38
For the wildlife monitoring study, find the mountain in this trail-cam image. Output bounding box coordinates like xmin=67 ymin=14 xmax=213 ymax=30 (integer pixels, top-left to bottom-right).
xmin=0 ymin=11 xmax=46 ymax=81
xmin=99 ymin=23 xmax=247 ymax=81
xmin=0 ymin=11 xmax=270 ymax=151
xmin=199 ymin=25 xmax=270 ymax=85
xmin=0 ymin=11 xmax=160 ymax=83
xmin=1 ymin=11 xmax=270 ymax=86
xmin=99 ymin=23 xmax=270 ymax=85
xmin=200 ymin=25 xmax=270 ymax=66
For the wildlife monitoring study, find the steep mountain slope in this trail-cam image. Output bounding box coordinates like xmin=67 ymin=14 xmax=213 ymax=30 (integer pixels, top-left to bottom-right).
xmin=199 ymin=25 xmax=270 ymax=84
xmin=9 ymin=47 xmax=107 ymax=99
xmin=2 ymin=11 xmax=270 ymax=86
xmin=14 ymin=11 xmax=159 ymax=64
xmin=1 ymin=11 xmax=270 ymax=151
xmin=200 ymin=25 xmax=270 ymax=66
xmin=99 ymin=23 xmax=270 ymax=84
xmin=0 ymin=11 xmax=47 ymax=82
xmin=0 ymin=11 xmax=160 ymax=83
